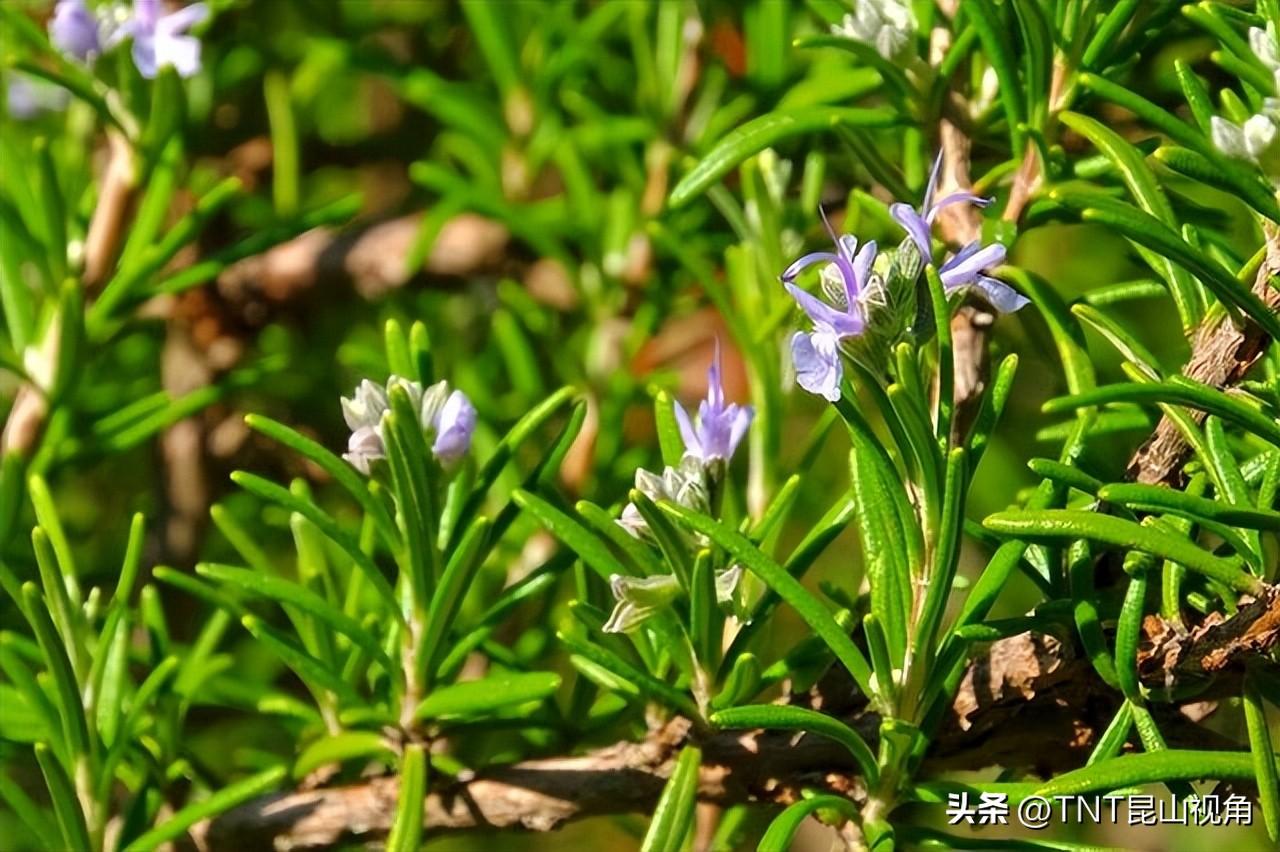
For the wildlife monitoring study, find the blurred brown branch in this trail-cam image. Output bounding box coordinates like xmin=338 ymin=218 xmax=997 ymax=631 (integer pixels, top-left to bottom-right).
xmin=195 ymin=599 xmax=1280 ymax=850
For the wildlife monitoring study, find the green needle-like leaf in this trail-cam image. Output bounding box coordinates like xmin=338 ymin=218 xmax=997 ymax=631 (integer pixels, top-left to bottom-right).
xmin=640 ymin=745 xmax=701 ymax=852
xmin=758 ymin=795 xmax=858 ymax=852
xmin=293 ymin=732 xmax=395 ymax=780
xmin=660 ymin=502 xmax=874 ymax=698
xmin=196 ymin=563 xmax=398 ymax=685
xmin=1034 ymin=750 xmax=1266 ymax=798
xmin=385 ymin=744 xmax=428 ymax=852
xmin=513 ymin=490 xmax=620 ymax=581
xmin=669 ymin=107 xmax=900 ymax=207
xmin=123 ymin=765 xmax=287 ymax=852
xmin=416 ymin=671 xmax=561 ymax=720
xmin=34 ymin=742 xmax=89 ymax=852
xmin=983 ymin=509 xmax=1259 ymax=592
xmin=712 ymin=704 xmax=878 ymax=785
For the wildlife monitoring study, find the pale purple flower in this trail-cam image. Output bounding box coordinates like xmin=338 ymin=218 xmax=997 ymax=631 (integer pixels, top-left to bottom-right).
xmin=673 ymin=341 xmax=753 ymax=465
xmin=938 ymin=241 xmax=1029 ymax=313
xmin=431 ymin=390 xmax=476 ymax=464
xmin=49 ymin=0 xmax=102 ymax=62
xmin=340 ymin=376 xmax=475 ymax=473
xmin=891 ymin=152 xmax=1028 ymax=313
xmin=6 ymin=74 xmax=69 ymax=120
xmin=117 ymin=0 xmax=209 ymax=79
xmin=343 ymin=425 xmax=384 ymax=476
xmin=779 ymin=211 xmax=877 ymax=401
xmin=889 ymin=153 xmax=990 ymax=265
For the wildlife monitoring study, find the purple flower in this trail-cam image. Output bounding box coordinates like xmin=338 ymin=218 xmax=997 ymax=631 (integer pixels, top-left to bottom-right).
xmin=116 ymin=0 xmax=209 ymax=79
xmin=673 ymin=341 xmax=754 ymax=465
xmin=890 ymin=152 xmax=1028 ymax=313
xmin=340 ymin=376 xmax=476 ymax=473
xmin=779 ymin=211 xmax=878 ymax=401
xmin=430 ymin=390 xmax=476 ymax=464
xmin=343 ymin=425 xmax=384 ymax=476
xmin=6 ymin=74 xmax=69 ymax=120
xmin=889 ymin=153 xmax=990 ymax=265
xmin=939 ymin=241 xmax=1029 ymax=313
xmin=49 ymin=0 xmax=102 ymax=62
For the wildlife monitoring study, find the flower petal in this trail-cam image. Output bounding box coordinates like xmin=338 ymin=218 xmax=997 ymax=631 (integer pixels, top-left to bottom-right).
xmin=131 ymin=36 xmax=159 ymax=78
xmin=783 ymin=282 xmax=854 ymax=333
xmin=153 ymin=32 xmax=202 ymax=77
xmin=972 ymin=275 xmax=1030 ymax=313
xmin=158 ymin=3 xmax=209 ymax=36
xmin=672 ymin=399 xmax=701 ymax=459
xmin=790 ymin=331 xmax=843 ymax=402
xmin=922 ymin=150 xmax=944 ymax=211
xmin=890 ymin=203 xmax=933 ymax=262
xmin=781 ymin=250 xmax=840 ymax=282
xmin=939 ymin=241 xmax=1006 ymax=289
xmin=727 ymin=405 xmax=754 ymax=459
xmin=431 ymin=390 xmax=476 ymax=463
xmin=927 ymin=191 xmax=991 ymax=222
xmin=850 ymin=239 xmax=877 ymax=301
xmin=1212 ymin=116 xmax=1250 ymax=161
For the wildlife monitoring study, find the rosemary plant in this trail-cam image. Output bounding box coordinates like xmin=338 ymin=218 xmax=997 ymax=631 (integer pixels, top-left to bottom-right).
xmin=3 ymin=1 xmax=1280 ymax=851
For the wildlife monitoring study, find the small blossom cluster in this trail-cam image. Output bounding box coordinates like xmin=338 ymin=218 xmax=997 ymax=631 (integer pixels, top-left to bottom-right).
xmin=50 ymin=0 xmax=208 ymax=78
xmin=604 ymin=346 xmax=753 ymax=634
xmin=340 ymin=376 xmax=476 ymax=474
xmin=832 ymin=0 xmax=916 ymax=62
xmin=1210 ymin=25 xmax=1280 ymax=176
xmin=781 ymin=153 xmax=1028 ymax=402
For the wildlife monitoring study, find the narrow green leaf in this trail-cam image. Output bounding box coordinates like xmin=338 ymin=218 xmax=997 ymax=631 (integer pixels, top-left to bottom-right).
xmin=1059 ymin=111 xmax=1201 ymax=327
xmin=196 ymin=563 xmax=398 ymax=684
xmin=758 ymin=795 xmax=858 ymax=852
xmin=660 ymin=503 xmax=874 ymax=698
xmin=1246 ymin=672 xmax=1280 ymax=842
xmin=1068 ymin=539 xmax=1119 ymax=688
xmin=654 ymin=390 xmax=685 ymax=467
xmin=419 ymin=517 xmax=492 ymax=685
xmin=231 ymin=472 xmax=402 ymax=623
xmin=241 ymin=615 xmax=360 ymax=705
xmin=1087 ymin=702 xmax=1134 ymax=766
xmin=793 ymin=35 xmax=913 ymax=97
xmin=711 ymin=652 xmax=762 ymax=710
xmin=559 ymin=629 xmax=700 ymax=718
xmin=1055 ymin=192 xmax=1280 ymax=339
xmin=629 ymin=489 xmax=693 ymax=588
xmin=640 ymin=745 xmax=701 ymax=852
xmin=449 ymin=386 xmax=576 ymax=550
xmin=669 ymin=107 xmax=900 ymax=207
xmin=123 ymin=765 xmax=287 ymax=852
xmin=1114 ymin=560 xmax=1149 ymax=702
xmin=243 ymin=414 xmax=397 ymax=547
xmin=20 ymin=584 xmax=88 ymax=760
xmin=576 ymin=499 xmax=665 ymax=576
xmin=34 ymin=742 xmax=90 ymax=852
xmin=1034 ymin=750 xmax=1263 ymax=798
xmin=293 ymin=731 xmax=394 ymax=780
xmin=983 ymin=509 xmax=1260 ymax=592
xmin=385 ymin=744 xmax=427 ymax=852
xmin=1099 ymin=482 xmax=1280 ymax=531
xmin=416 ymin=671 xmax=561 ymax=720
xmin=514 ymin=489 xmax=620 ymax=581
xmin=1043 ymin=379 xmax=1280 ymax=448
xmin=968 ymin=0 xmax=1025 ymax=148
xmin=712 ymin=704 xmax=878 ymax=785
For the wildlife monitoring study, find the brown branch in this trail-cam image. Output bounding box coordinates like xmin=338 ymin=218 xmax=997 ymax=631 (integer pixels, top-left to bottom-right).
xmin=83 ymin=130 xmax=137 ymax=290
xmin=214 ymin=212 xmax=510 ymax=306
xmin=194 ymin=605 xmax=1280 ymax=851
xmin=196 ymin=717 xmax=866 ymax=850
xmin=1127 ymin=221 xmax=1280 ymax=485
